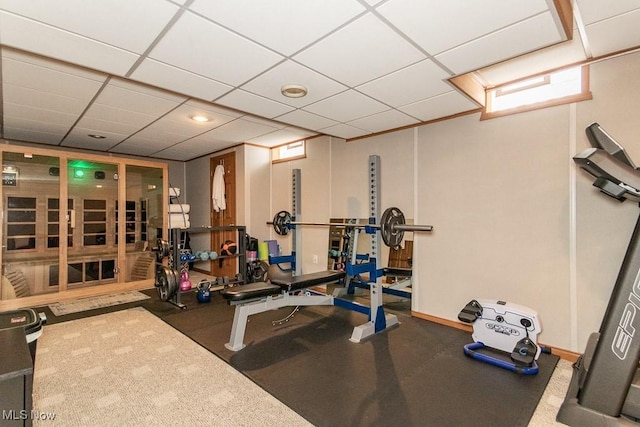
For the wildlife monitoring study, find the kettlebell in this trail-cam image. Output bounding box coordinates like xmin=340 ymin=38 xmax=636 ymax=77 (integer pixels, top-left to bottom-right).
xmin=179 ymin=271 xmax=192 ymax=291
xmin=196 ymin=280 xmax=211 ymax=303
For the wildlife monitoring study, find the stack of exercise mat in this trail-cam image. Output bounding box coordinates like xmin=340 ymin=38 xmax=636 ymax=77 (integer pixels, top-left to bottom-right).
xmin=169 ymin=187 xmax=190 ymax=229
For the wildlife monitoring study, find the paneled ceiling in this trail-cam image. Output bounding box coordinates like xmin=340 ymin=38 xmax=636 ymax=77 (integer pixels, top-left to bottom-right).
xmin=0 ymin=0 xmax=639 ymax=161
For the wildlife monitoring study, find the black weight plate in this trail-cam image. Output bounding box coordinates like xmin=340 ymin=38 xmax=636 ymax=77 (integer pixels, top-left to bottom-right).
xmin=155 ymin=266 xmax=178 ymax=301
xmin=273 ymin=210 xmax=292 ymax=236
xmin=155 ymin=238 xmax=170 ymax=262
xmin=380 ymin=207 xmax=405 ymax=250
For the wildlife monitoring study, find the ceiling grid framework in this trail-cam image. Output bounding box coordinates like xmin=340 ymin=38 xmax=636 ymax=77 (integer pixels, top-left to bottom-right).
xmin=0 ymin=0 xmax=638 ymax=161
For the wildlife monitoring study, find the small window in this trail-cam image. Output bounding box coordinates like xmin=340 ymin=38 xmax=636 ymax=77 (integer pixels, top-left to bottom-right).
xmin=272 ymin=140 xmax=306 ymax=163
xmin=482 ymin=66 xmax=591 ymax=119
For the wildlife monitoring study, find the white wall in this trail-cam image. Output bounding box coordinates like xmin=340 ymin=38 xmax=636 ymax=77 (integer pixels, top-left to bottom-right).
xmin=243 ymin=145 xmax=271 ymax=242
xmin=271 ymin=136 xmax=332 ymax=274
xmin=415 ymin=109 xmax=571 ymax=348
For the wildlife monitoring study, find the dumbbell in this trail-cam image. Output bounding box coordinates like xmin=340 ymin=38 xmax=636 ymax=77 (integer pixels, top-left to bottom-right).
xmin=180 ymin=252 xmax=197 ymax=262
xmin=194 ymin=250 xmax=218 ymax=261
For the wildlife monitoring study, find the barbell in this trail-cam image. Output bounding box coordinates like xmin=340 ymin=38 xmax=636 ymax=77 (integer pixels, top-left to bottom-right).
xmin=268 ymin=206 xmax=433 ymax=250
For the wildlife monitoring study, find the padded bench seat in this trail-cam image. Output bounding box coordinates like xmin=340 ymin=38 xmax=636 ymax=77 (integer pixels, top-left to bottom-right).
xmin=270 ymin=270 xmax=346 ymax=292
xmin=222 ymin=282 xmax=281 ymax=302
xmin=383 ymin=267 xmax=412 ymax=277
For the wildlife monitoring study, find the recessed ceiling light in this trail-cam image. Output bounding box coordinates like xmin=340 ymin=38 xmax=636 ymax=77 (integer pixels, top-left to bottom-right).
xmin=191 ymin=115 xmax=210 ymax=122
xmin=281 ymin=84 xmax=308 ymax=98
xmin=88 ymin=134 xmax=106 ymax=139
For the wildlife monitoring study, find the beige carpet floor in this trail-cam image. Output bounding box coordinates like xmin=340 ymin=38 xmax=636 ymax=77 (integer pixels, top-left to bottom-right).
xmin=528 ymin=359 xmax=573 ymax=426
xmin=32 ymin=307 xmax=311 ymax=426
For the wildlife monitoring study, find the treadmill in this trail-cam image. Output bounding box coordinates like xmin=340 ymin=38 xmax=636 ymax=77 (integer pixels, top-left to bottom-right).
xmin=558 ymin=123 xmax=640 ymax=426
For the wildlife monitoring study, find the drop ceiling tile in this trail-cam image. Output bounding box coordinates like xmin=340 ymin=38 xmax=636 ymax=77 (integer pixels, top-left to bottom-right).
xmin=377 ymin=0 xmax=549 ymax=55
xmin=3 ymin=57 xmax=105 ymax=100
xmin=130 ymin=59 xmax=234 ymax=101
xmin=435 ymin=12 xmax=564 ymax=74
xmin=241 ymin=60 xmax=348 ymax=107
xmin=576 ymin=0 xmax=640 ymax=24
xmin=73 ymin=114 xmax=145 ymax=136
xmin=0 ymin=0 xmax=179 ymax=53
xmin=2 ymin=47 xmax=107 ymax=81
xmin=94 ymin=83 xmax=183 ymax=118
xmin=148 ymin=11 xmax=284 ymax=86
xmin=63 ymin=129 xmax=127 ymax=151
xmin=241 ymin=115 xmax=288 ymax=129
xmin=282 ymin=126 xmax=317 ymax=139
xmin=348 ymin=110 xmax=419 ymax=133
xmin=134 ymin=121 xmax=210 ymax=142
xmin=152 ymin=143 xmax=219 ymax=161
xmin=320 ymin=123 xmax=371 ymax=139
xmin=126 ymin=101 xmax=237 ymax=142
xmin=247 ymin=128 xmax=311 ymax=147
xmin=202 ymin=118 xmax=280 ymax=142
xmin=399 ymin=91 xmax=479 ymax=122
xmin=275 ymin=110 xmax=339 ymax=131
xmin=185 ymin=99 xmax=245 ymax=119
xmin=190 ymin=0 xmax=365 ymax=56
xmin=216 ymin=89 xmax=295 ymax=119
xmin=584 ymin=8 xmax=640 ymax=57
xmin=303 ymin=90 xmax=388 ymax=123
xmin=2 ymin=84 xmax=91 ymax=115
xmin=357 ymin=60 xmax=452 ymax=108
xmin=3 ymin=116 xmax=70 ymax=138
xmin=106 ymin=77 xmax=187 ymax=104
xmin=293 ymin=13 xmax=425 ymax=87
xmin=0 ymin=11 xmax=140 ymax=76
xmin=111 ymin=135 xmax=177 ymax=156
xmin=2 ymin=126 xmax=63 ymax=145
xmin=4 ymin=102 xmax=79 ymax=127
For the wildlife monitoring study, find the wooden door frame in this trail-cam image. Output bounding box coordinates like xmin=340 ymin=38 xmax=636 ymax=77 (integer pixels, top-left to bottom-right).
xmin=210 ymin=152 xmax=236 ymax=277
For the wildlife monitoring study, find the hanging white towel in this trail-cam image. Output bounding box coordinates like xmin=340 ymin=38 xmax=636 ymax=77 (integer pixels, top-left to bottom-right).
xmin=212 ymin=164 xmax=226 ymax=212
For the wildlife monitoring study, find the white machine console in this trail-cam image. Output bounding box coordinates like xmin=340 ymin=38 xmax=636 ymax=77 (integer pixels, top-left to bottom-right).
xmin=470 ymin=299 xmax=542 ymax=359
xmin=458 ymin=298 xmax=543 ymax=374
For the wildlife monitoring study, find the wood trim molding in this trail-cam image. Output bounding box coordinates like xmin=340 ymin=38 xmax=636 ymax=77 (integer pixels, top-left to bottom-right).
xmin=553 ymin=0 xmax=574 ymax=41
xmin=449 ymin=73 xmax=486 ymax=107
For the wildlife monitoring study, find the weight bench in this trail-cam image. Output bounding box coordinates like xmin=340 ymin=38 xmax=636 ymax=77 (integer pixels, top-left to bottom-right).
xmin=270 ymin=270 xmax=346 ymax=292
xmin=382 ymin=267 xmax=412 ymax=277
xmin=221 ymin=271 xmax=346 ymax=351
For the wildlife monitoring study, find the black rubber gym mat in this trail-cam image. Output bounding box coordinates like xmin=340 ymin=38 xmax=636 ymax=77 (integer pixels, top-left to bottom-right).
xmin=155 ymin=291 xmax=559 ymax=427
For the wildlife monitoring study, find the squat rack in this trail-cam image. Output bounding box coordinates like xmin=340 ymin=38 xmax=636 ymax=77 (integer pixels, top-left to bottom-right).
xmin=275 ymin=155 xmax=430 ymax=341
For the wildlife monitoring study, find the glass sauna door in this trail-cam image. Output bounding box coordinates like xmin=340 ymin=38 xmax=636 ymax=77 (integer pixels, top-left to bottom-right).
xmin=125 ymin=165 xmax=164 ymax=283
xmin=65 ymin=159 xmax=119 ymax=289
xmin=1 ymin=152 xmax=60 ymax=299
